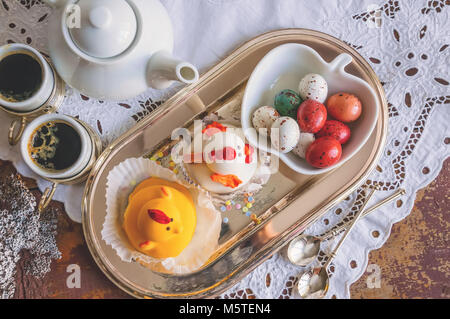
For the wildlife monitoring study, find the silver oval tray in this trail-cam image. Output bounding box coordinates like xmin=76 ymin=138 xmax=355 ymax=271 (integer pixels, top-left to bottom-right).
xmin=82 ymin=29 xmax=388 ymax=298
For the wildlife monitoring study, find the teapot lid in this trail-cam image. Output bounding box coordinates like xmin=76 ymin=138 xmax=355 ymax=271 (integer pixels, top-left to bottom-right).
xmin=68 ymin=0 xmax=137 ymax=59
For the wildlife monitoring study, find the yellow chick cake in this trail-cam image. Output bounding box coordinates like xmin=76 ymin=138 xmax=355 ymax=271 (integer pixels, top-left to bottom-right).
xmin=103 ymin=157 xmax=221 ymax=274
xmin=123 ymin=177 xmax=197 ymax=259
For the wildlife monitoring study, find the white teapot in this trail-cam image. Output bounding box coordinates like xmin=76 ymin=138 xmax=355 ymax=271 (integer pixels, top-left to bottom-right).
xmin=43 ymin=0 xmax=199 ymax=100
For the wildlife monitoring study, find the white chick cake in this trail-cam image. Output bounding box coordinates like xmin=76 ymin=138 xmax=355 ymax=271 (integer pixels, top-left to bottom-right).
xmin=185 ymin=123 xmax=258 ymax=194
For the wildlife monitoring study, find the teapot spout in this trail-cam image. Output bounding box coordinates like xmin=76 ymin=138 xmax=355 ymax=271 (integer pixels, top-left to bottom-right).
xmin=147 ymin=51 xmax=199 ymax=90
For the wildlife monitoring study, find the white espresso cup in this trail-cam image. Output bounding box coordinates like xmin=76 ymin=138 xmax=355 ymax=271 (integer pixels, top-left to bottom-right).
xmin=0 ymin=43 xmax=55 ymax=112
xmin=20 ymin=114 xmax=93 ymax=180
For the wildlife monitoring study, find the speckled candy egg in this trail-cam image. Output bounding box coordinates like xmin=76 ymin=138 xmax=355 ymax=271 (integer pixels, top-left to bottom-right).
xmin=326 ymin=93 xmax=362 ymax=123
xmin=292 ymin=133 xmax=315 ymax=159
xmin=306 ymin=137 xmax=342 ymax=168
xmin=252 ymin=106 xmax=280 ymax=136
xmin=270 ymin=117 xmax=300 ymax=153
xmin=298 ymin=73 xmax=328 ymax=103
xmin=274 ymin=89 xmax=303 ymax=119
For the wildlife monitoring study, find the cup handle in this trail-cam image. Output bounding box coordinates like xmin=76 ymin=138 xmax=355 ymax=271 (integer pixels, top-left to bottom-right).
xmin=8 ymin=117 xmax=27 ymax=146
xmin=38 ymin=182 xmax=58 ymax=213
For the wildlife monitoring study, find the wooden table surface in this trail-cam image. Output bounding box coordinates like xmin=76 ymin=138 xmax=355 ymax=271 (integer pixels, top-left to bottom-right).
xmin=1 ymin=158 xmax=448 ymax=299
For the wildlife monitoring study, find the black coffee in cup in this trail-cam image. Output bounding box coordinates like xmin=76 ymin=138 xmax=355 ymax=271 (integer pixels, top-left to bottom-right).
xmin=28 ymin=121 xmax=82 ymax=172
xmin=0 ymin=52 xmax=43 ymax=102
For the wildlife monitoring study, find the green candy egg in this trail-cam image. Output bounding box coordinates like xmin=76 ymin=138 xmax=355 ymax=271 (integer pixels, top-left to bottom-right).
xmin=274 ymin=89 xmax=303 ymax=119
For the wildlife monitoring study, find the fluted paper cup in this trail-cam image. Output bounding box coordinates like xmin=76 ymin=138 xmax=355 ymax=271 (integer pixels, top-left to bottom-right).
xmin=101 ymin=157 xmax=221 ymax=274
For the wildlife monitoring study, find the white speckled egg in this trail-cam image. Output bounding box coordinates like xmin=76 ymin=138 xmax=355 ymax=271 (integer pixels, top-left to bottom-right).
xmin=252 ymin=106 xmax=280 ymax=136
xmin=298 ymin=73 xmax=328 ymax=103
xmin=292 ymin=133 xmax=315 ymax=159
xmin=270 ymin=117 xmax=300 ymax=153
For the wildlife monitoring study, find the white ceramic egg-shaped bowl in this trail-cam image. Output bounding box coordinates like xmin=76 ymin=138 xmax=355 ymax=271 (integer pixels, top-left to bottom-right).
xmin=241 ymin=43 xmax=379 ymax=175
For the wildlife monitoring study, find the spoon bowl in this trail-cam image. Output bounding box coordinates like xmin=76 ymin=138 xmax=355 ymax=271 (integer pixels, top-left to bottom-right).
xmin=297 ymin=267 xmax=329 ymax=299
xmin=287 ymin=235 xmax=321 ymax=266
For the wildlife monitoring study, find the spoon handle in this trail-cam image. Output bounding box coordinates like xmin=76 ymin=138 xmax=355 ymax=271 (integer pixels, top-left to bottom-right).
xmin=321 ymin=188 xmax=406 ymax=241
xmin=323 ymin=188 xmax=376 ymax=270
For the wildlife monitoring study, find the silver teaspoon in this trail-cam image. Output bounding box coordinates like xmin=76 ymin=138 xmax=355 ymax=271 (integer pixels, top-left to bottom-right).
xmin=296 ymin=187 xmax=377 ymax=298
xmin=287 ymin=188 xmax=405 ymax=267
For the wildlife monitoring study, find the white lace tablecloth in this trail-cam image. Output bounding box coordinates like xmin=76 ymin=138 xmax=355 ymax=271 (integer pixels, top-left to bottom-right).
xmin=0 ymin=0 xmax=448 ymax=299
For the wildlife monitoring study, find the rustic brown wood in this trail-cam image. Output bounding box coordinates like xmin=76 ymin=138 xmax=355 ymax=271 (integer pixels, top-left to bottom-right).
xmin=0 ymin=158 xmax=448 ymax=299
xmin=0 ymin=159 xmax=129 ymax=299
xmin=351 ymin=158 xmax=449 ymax=299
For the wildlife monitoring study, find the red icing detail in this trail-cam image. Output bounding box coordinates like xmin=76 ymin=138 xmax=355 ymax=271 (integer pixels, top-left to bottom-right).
xmin=161 ymin=187 xmax=169 ymax=197
xmin=244 ymin=144 xmax=254 ymax=164
xmin=184 ymin=147 xmax=236 ymax=163
xmin=202 ymin=122 xmax=227 ymax=136
xmin=148 ymin=209 xmax=171 ymax=224
xmin=210 ymin=147 xmax=237 ymax=161
xmin=139 ymin=241 xmax=151 ymax=249
xmin=210 ymin=173 xmax=243 ymax=188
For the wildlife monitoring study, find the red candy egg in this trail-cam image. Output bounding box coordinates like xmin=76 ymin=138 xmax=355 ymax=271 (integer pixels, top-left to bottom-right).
xmin=326 ymin=93 xmax=362 ymax=123
xmin=316 ymin=120 xmax=351 ymax=144
xmin=306 ymin=137 xmax=342 ymax=168
xmin=297 ymin=100 xmax=327 ymax=133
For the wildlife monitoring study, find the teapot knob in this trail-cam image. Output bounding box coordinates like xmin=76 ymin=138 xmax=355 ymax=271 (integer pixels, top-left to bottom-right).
xmin=89 ymin=6 xmax=112 ymax=29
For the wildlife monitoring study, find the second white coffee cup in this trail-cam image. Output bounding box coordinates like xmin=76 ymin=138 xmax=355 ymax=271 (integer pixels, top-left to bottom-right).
xmin=20 ymin=113 xmax=93 ymax=180
xmin=0 ymin=43 xmax=55 ymax=113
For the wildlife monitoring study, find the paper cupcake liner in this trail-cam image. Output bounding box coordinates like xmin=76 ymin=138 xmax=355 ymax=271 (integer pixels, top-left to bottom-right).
xmin=102 ymin=157 xmax=222 ymax=274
